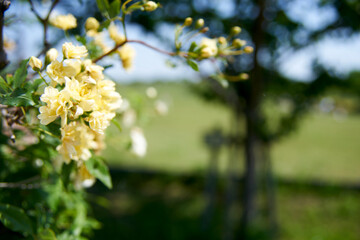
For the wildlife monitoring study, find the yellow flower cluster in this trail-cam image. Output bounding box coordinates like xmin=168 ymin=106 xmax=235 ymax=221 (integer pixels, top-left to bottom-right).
xmin=84 ymin=18 xmax=135 ymax=71
xmin=199 ymin=38 xmax=218 ymax=58
xmin=37 ymin=42 xmax=122 ymax=163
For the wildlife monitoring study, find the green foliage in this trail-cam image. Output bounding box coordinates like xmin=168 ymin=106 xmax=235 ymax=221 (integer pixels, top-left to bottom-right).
xmin=85 ymin=156 xmax=112 ymax=189
xmin=96 ymin=0 xmax=121 ymax=19
xmin=186 ymin=59 xmax=199 ymax=72
xmin=13 ymin=59 xmax=29 ymax=89
xmin=108 ymin=0 xmax=121 ymax=18
xmin=0 ymin=203 xmax=34 ymax=236
xmin=38 ymin=229 xmax=57 ymax=240
xmin=0 ymin=59 xmax=42 ymax=107
xmin=96 ymin=0 xmax=111 ymax=19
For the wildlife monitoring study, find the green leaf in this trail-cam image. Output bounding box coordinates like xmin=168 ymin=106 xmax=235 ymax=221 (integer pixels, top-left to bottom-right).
xmin=111 ymin=118 xmax=122 ymax=132
xmin=13 ymin=59 xmax=29 ymax=89
xmin=0 ymin=76 xmax=10 ymax=94
xmin=108 ymin=0 xmax=121 ymax=18
xmin=96 ymin=0 xmax=110 ymax=18
xmin=0 ymin=88 xmax=35 ymax=106
xmin=188 ymin=41 xmax=197 ymax=52
xmin=0 ymin=203 xmax=34 ymax=236
xmin=212 ymin=74 xmax=229 ymax=88
xmin=85 ymin=156 xmax=112 ymax=189
xmin=75 ymin=35 xmax=87 ymax=45
xmin=99 ymin=19 xmax=111 ymax=31
xmin=5 ymin=74 xmax=14 ymax=86
xmin=30 ymin=78 xmax=43 ymax=92
xmin=38 ymin=229 xmax=57 ymax=240
xmin=61 ymin=161 xmax=77 ymax=188
xmin=186 ymin=59 xmax=199 ymax=71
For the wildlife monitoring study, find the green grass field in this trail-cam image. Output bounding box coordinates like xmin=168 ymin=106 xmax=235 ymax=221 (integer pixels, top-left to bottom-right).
xmin=104 ymin=82 xmax=360 ymax=183
xmin=95 ymin=81 xmax=360 ymax=240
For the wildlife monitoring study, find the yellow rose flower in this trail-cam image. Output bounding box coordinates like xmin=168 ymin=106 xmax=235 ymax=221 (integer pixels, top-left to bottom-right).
xmin=117 ymin=44 xmax=135 ymax=71
xmin=46 ymin=48 xmax=59 ymax=62
xmin=130 ymin=127 xmax=147 ymax=157
xmin=46 ymin=59 xmax=81 ymax=85
xmin=143 ymin=1 xmax=158 ymax=11
xmin=29 ymin=56 xmax=42 ymax=71
xmin=108 ymin=23 xmax=126 ymax=45
xmin=85 ymin=17 xmax=100 ymax=32
xmin=57 ymin=121 xmax=96 ymax=163
xmin=62 ymin=42 xmax=88 ymax=59
xmin=50 ymin=14 xmax=77 ymax=30
xmin=86 ymin=111 xmax=115 ymax=134
xmin=75 ymin=164 xmax=96 ymax=189
xmin=200 ymin=38 xmax=218 ymax=58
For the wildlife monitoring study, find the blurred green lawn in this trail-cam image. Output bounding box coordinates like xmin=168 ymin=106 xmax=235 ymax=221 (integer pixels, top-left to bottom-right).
xmin=104 ymin=82 xmax=360 ymax=183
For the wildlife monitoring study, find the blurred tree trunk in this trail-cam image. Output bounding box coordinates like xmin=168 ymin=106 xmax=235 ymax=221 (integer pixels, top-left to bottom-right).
xmin=241 ymin=0 xmax=266 ymax=236
xmin=223 ymin=111 xmax=242 ymax=240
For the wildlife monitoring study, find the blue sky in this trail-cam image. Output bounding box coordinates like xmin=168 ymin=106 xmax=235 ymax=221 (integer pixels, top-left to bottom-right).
xmin=5 ymin=0 xmax=360 ymax=83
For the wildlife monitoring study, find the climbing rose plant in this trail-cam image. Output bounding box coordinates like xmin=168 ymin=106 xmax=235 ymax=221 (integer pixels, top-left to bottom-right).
xmin=0 ymin=0 xmax=252 ymax=239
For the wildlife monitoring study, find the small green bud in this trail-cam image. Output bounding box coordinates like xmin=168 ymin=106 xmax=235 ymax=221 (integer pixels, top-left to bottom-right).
xmin=184 ymin=17 xmax=193 ymax=26
xmin=244 ymin=46 xmax=254 ymax=54
xmin=200 ymin=27 xmax=209 ymax=33
xmin=143 ymin=1 xmax=158 ymax=11
xmin=239 ymin=73 xmax=249 ymax=80
xmin=232 ymin=39 xmax=246 ymax=48
xmin=195 ymin=18 xmax=204 ymax=28
xmin=218 ymin=36 xmax=227 ymax=45
xmin=231 ymin=26 xmax=241 ymax=35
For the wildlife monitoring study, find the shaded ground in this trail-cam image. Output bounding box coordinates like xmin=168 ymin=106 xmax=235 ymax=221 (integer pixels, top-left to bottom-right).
xmin=90 ymin=169 xmax=360 ymax=240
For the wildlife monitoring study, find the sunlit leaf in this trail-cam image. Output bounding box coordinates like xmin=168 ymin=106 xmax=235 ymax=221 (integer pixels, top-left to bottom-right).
xmin=108 ymin=0 xmax=121 ymax=18
xmin=186 ymin=59 xmax=199 ymax=71
xmin=13 ymin=58 xmax=29 ymax=89
xmin=85 ymin=156 xmax=112 ymax=189
xmin=38 ymin=229 xmax=57 ymax=240
xmin=0 ymin=76 xmax=10 ymax=94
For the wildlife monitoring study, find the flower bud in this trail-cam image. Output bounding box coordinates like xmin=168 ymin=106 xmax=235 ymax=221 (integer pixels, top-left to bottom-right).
xmin=232 ymin=39 xmax=246 ymax=48
xmin=50 ymin=14 xmax=77 ymax=30
xmin=85 ymin=17 xmax=100 ymax=31
xmin=46 ymin=48 xmax=58 ymax=62
xmin=231 ymin=26 xmax=242 ymax=35
xmin=218 ymin=36 xmax=227 ymax=45
xmin=195 ymin=18 xmax=204 ymax=28
xmin=244 ymin=46 xmax=254 ymax=54
xmin=143 ymin=1 xmax=158 ymax=11
xmin=29 ymin=56 xmax=42 ymax=71
xmin=239 ymin=73 xmax=249 ymax=80
xmin=184 ymin=17 xmax=193 ymax=26
xmin=200 ymin=27 xmax=209 ymax=33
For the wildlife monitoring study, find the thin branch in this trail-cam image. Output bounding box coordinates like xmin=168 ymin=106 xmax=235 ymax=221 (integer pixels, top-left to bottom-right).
xmin=28 ymin=0 xmax=60 ymax=57
xmin=92 ymin=41 xmax=127 ymax=63
xmin=44 ymin=0 xmax=59 ymax=21
xmin=27 ymin=0 xmax=42 ymax=23
xmin=93 ymin=39 xmax=180 ymax=63
xmin=0 ymin=176 xmax=41 ymax=189
xmin=127 ymin=39 xmax=179 ymax=56
xmin=0 ymin=0 xmax=10 ymax=70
